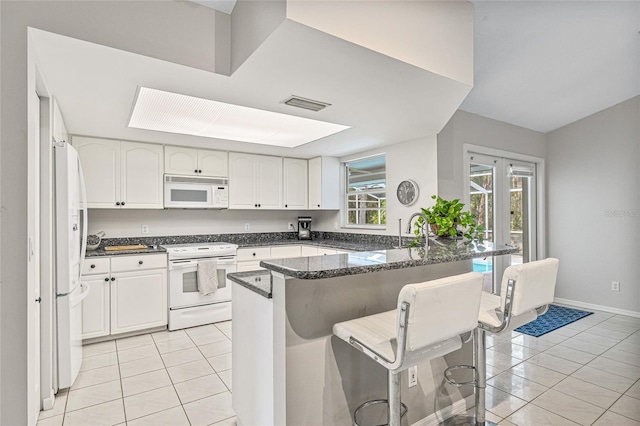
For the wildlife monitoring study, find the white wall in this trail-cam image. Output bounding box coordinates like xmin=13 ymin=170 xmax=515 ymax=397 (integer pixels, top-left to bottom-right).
xmin=88 ymin=209 xmax=338 ymax=238
xmin=547 ymin=96 xmax=640 ymax=314
xmin=286 ymin=0 xmax=474 ymax=86
xmin=0 ymin=2 xmax=222 ymax=423
xmin=437 ymin=110 xmax=547 ymax=201
xmin=314 ymin=136 xmax=439 ymax=236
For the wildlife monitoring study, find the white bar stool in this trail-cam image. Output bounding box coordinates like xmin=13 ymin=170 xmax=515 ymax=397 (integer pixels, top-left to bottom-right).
xmin=444 ymin=258 xmax=560 ymax=426
xmin=333 ymin=272 xmax=485 ymax=426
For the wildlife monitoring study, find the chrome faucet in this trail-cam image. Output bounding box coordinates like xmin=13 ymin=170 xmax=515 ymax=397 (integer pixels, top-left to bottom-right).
xmin=406 ymin=212 xmax=429 ymax=247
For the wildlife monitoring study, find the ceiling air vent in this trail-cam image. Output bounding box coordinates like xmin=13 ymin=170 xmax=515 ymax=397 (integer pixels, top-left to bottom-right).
xmin=281 ymin=96 xmax=331 ymax=112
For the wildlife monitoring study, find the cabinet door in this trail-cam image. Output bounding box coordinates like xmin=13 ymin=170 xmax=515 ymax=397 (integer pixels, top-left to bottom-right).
xmin=308 ymin=157 xmax=340 ymax=210
xmin=300 ymin=246 xmax=318 ymax=257
xmin=82 ymin=275 xmax=110 ymax=339
xmin=198 ymin=149 xmax=228 ymax=177
xmin=165 ymin=146 xmax=198 ymax=176
xmin=121 ymin=142 xmax=164 ymax=209
xmin=270 ymin=245 xmax=301 ymax=259
xmin=317 ymin=248 xmax=337 ymax=256
xmin=110 ymin=269 xmax=167 ymax=334
xmin=256 ymin=155 xmax=283 ymax=209
xmin=229 ymin=153 xmax=257 ymax=209
xmin=236 ymin=261 xmax=264 ymax=272
xmin=283 ymin=158 xmax=308 ymax=209
xmin=74 ymin=137 xmax=120 ymax=208
xmin=308 ymin=157 xmax=322 ymax=210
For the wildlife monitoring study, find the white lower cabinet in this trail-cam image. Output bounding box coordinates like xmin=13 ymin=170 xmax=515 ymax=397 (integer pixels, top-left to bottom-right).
xmin=300 ymin=246 xmax=318 ymax=256
xmin=82 ymin=275 xmax=111 ymax=339
xmin=81 ymin=253 xmax=167 ymax=340
xmin=236 ymin=244 xmax=351 ymax=272
xmin=110 ymin=269 xmax=167 ymax=335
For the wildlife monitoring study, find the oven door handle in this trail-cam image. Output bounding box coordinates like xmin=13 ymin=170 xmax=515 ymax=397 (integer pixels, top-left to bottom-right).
xmin=169 ymin=260 xmax=200 ymax=270
xmin=170 ymin=257 xmax=237 ymax=270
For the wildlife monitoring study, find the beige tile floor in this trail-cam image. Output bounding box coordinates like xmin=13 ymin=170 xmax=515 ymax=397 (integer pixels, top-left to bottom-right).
xmin=37 ymin=321 xmax=235 ymax=426
xmin=37 ymin=307 xmax=640 ymax=425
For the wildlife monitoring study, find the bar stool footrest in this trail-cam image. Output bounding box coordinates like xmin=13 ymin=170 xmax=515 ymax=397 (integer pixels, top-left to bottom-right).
xmin=354 ymin=399 xmax=408 ymax=426
xmin=441 ymin=415 xmax=498 ymax=426
xmin=444 ymin=364 xmax=476 ymax=387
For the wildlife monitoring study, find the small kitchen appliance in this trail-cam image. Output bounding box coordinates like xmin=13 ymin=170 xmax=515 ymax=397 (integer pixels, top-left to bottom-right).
xmin=298 ymin=216 xmax=312 ymax=240
xmin=162 ymin=242 xmax=238 ymax=330
xmin=164 ymin=175 xmax=229 ymax=209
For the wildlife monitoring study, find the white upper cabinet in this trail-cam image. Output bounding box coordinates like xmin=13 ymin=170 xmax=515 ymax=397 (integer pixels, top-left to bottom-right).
xmin=75 ymin=137 xmax=120 ymax=208
xmin=308 ymin=156 xmax=340 ymax=210
xmin=120 ymin=142 xmax=164 ymax=208
xmin=164 ymin=146 xmax=228 ymax=177
xmin=229 ymin=153 xmax=283 ymax=209
xmin=75 ymin=137 xmax=163 ymax=209
xmin=198 ymin=149 xmax=228 ymax=177
xmin=283 ymin=158 xmax=308 ymax=209
xmin=257 ymin=155 xmax=283 ymax=209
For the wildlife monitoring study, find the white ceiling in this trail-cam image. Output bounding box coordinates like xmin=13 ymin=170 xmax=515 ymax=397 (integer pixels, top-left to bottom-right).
xmin=461 ymin=1 xmax=640 ymax=133
xmin=31 ymin=18 xmax=469 ymax=158
xmin=32 ymin=1 xmax=640 ymax=159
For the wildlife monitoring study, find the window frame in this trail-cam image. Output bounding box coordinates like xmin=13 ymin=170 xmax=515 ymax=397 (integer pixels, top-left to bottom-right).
xmin=343 ymin=154 xmax=387 ymax=230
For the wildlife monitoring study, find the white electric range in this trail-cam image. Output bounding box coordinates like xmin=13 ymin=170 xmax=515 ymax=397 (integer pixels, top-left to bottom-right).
xmin=162 ymin=242 xmax=238 ymax=330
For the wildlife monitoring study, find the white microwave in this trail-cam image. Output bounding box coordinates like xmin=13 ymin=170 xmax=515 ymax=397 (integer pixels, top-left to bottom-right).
xmin=164 ymin=175 xmax=229 ymax=209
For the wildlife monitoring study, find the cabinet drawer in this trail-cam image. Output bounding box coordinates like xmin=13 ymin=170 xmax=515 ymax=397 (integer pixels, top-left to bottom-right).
xmin=237 ymin=247 xmax=271 ymax=261
xmin=236 ymin=261 xmax=265 ymax=272
xmin=110 ymin=253 xmax=167 ymax=272
xmin=300 ymin=246 xmax=318 ymax=257
xmin=82 ymin=258 xmax=110 ymax=276
xmin=270 ymin=245 xmax=301 ymax=259
xmin=317 ymin=248 xmax=337 ymax=256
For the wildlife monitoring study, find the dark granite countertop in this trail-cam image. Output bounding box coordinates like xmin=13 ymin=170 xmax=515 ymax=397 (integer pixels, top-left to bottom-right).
xmin=85 ymin=246 xmax=167 ymax=257
xmin=261 ymin=240 xmax=517 ymax=280
xmin=85 ymin=231 xmax=409 ymax=258
xmin=227 ymin=270 xmax=272 ymax=299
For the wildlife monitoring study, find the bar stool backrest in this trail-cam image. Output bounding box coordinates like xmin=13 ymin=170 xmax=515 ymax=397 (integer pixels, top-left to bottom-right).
xmin=398 ymin=272 xmax=484 ymax=352
xmin=500 ymin=258 xmax=559 ymax=317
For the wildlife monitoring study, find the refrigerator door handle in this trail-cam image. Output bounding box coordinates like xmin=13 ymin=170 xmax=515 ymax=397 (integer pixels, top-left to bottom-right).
xmin=57 ymin=282 xmax=81 ymax=298
xmin=70 ymin=282 xmax=91 ymax=306
xmin=78 ymin=159 xmax=88 ymax=278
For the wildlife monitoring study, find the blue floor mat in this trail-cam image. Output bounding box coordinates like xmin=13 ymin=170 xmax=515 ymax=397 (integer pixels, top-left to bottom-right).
xmin=514 ymin=304 xmax=593 ymax=337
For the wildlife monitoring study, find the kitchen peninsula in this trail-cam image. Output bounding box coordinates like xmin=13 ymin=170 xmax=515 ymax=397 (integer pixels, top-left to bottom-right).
xmin=229 ymin=241 xmax=516 ymax=426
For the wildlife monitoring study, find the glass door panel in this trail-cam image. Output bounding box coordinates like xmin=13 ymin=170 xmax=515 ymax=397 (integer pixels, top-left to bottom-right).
xmin=468 ymin=154 xmax=538 ymax=294
xmin=469 ymin=155 xmax=497 ymax=292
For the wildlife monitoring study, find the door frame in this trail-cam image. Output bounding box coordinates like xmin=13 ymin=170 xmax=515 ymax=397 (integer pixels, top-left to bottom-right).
xmin=463 ymin=143 xmax=547 ymax=261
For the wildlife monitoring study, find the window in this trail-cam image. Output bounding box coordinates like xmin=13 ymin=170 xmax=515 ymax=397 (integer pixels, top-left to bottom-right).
xmin=345 ymin=155 xmax=386 ymax=227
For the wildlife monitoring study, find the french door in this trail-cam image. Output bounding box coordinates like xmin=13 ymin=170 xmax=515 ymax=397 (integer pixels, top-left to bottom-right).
xmin=467 ymin=153 xmax=538 ymax=293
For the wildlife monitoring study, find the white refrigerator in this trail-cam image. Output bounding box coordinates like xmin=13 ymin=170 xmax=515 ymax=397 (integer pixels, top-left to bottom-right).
xmin=54 ymin=142 xmax=90 ymax=389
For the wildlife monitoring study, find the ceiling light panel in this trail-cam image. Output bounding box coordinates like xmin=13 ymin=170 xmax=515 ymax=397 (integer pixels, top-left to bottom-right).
xmin=128 ymin=87 xmax=350 ymax=148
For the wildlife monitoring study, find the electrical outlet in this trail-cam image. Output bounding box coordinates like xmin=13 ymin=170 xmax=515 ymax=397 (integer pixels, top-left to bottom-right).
xmin=612 ymin=281 xmax=620 ymax=292
xmin=244 ymin=223 xmax=251 ymax=231
xmin=408 ymin=366 xmax=418 ymax=387
xmin=288 ymin=222 xmax=296 ymax=231
xmin=334 ymin=222 xmax=338 ymax=230
xmin=141 ymin=224 xmax=149 ymax=234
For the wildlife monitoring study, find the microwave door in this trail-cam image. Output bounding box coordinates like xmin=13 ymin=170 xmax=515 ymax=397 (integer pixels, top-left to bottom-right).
xmin=165 ymin=183 xmax=212 ymax=208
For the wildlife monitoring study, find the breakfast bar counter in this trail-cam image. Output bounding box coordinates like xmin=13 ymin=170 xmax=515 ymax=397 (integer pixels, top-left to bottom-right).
xmin=231 ymin=241 xmax=516 ymax=426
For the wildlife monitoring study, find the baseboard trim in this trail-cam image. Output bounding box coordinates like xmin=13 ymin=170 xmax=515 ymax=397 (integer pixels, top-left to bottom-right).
xmin=554 ymin=297 xmax=640 ymax=319
xmin=411 ymin=395 xmax=474 ymax=426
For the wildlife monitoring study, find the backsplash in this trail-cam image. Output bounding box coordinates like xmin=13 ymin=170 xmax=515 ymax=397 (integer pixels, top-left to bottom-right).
xmin=95 ymin=231 xmax=413 ymax=250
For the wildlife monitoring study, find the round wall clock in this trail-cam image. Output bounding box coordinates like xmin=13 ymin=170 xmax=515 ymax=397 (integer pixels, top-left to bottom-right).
xmin=396 ymin=180 xmax=419 ymax=206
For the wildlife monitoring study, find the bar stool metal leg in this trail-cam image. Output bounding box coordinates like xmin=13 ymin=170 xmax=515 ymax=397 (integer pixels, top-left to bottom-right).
xmin=442 ymin=328 xmax=496 ymax=426
xmin=389 ymin=371 xmax=401 ymax=426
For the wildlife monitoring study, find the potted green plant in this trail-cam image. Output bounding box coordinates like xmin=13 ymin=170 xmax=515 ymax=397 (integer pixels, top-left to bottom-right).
xmin=411 ymin=195 xmax=484 ymax=245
